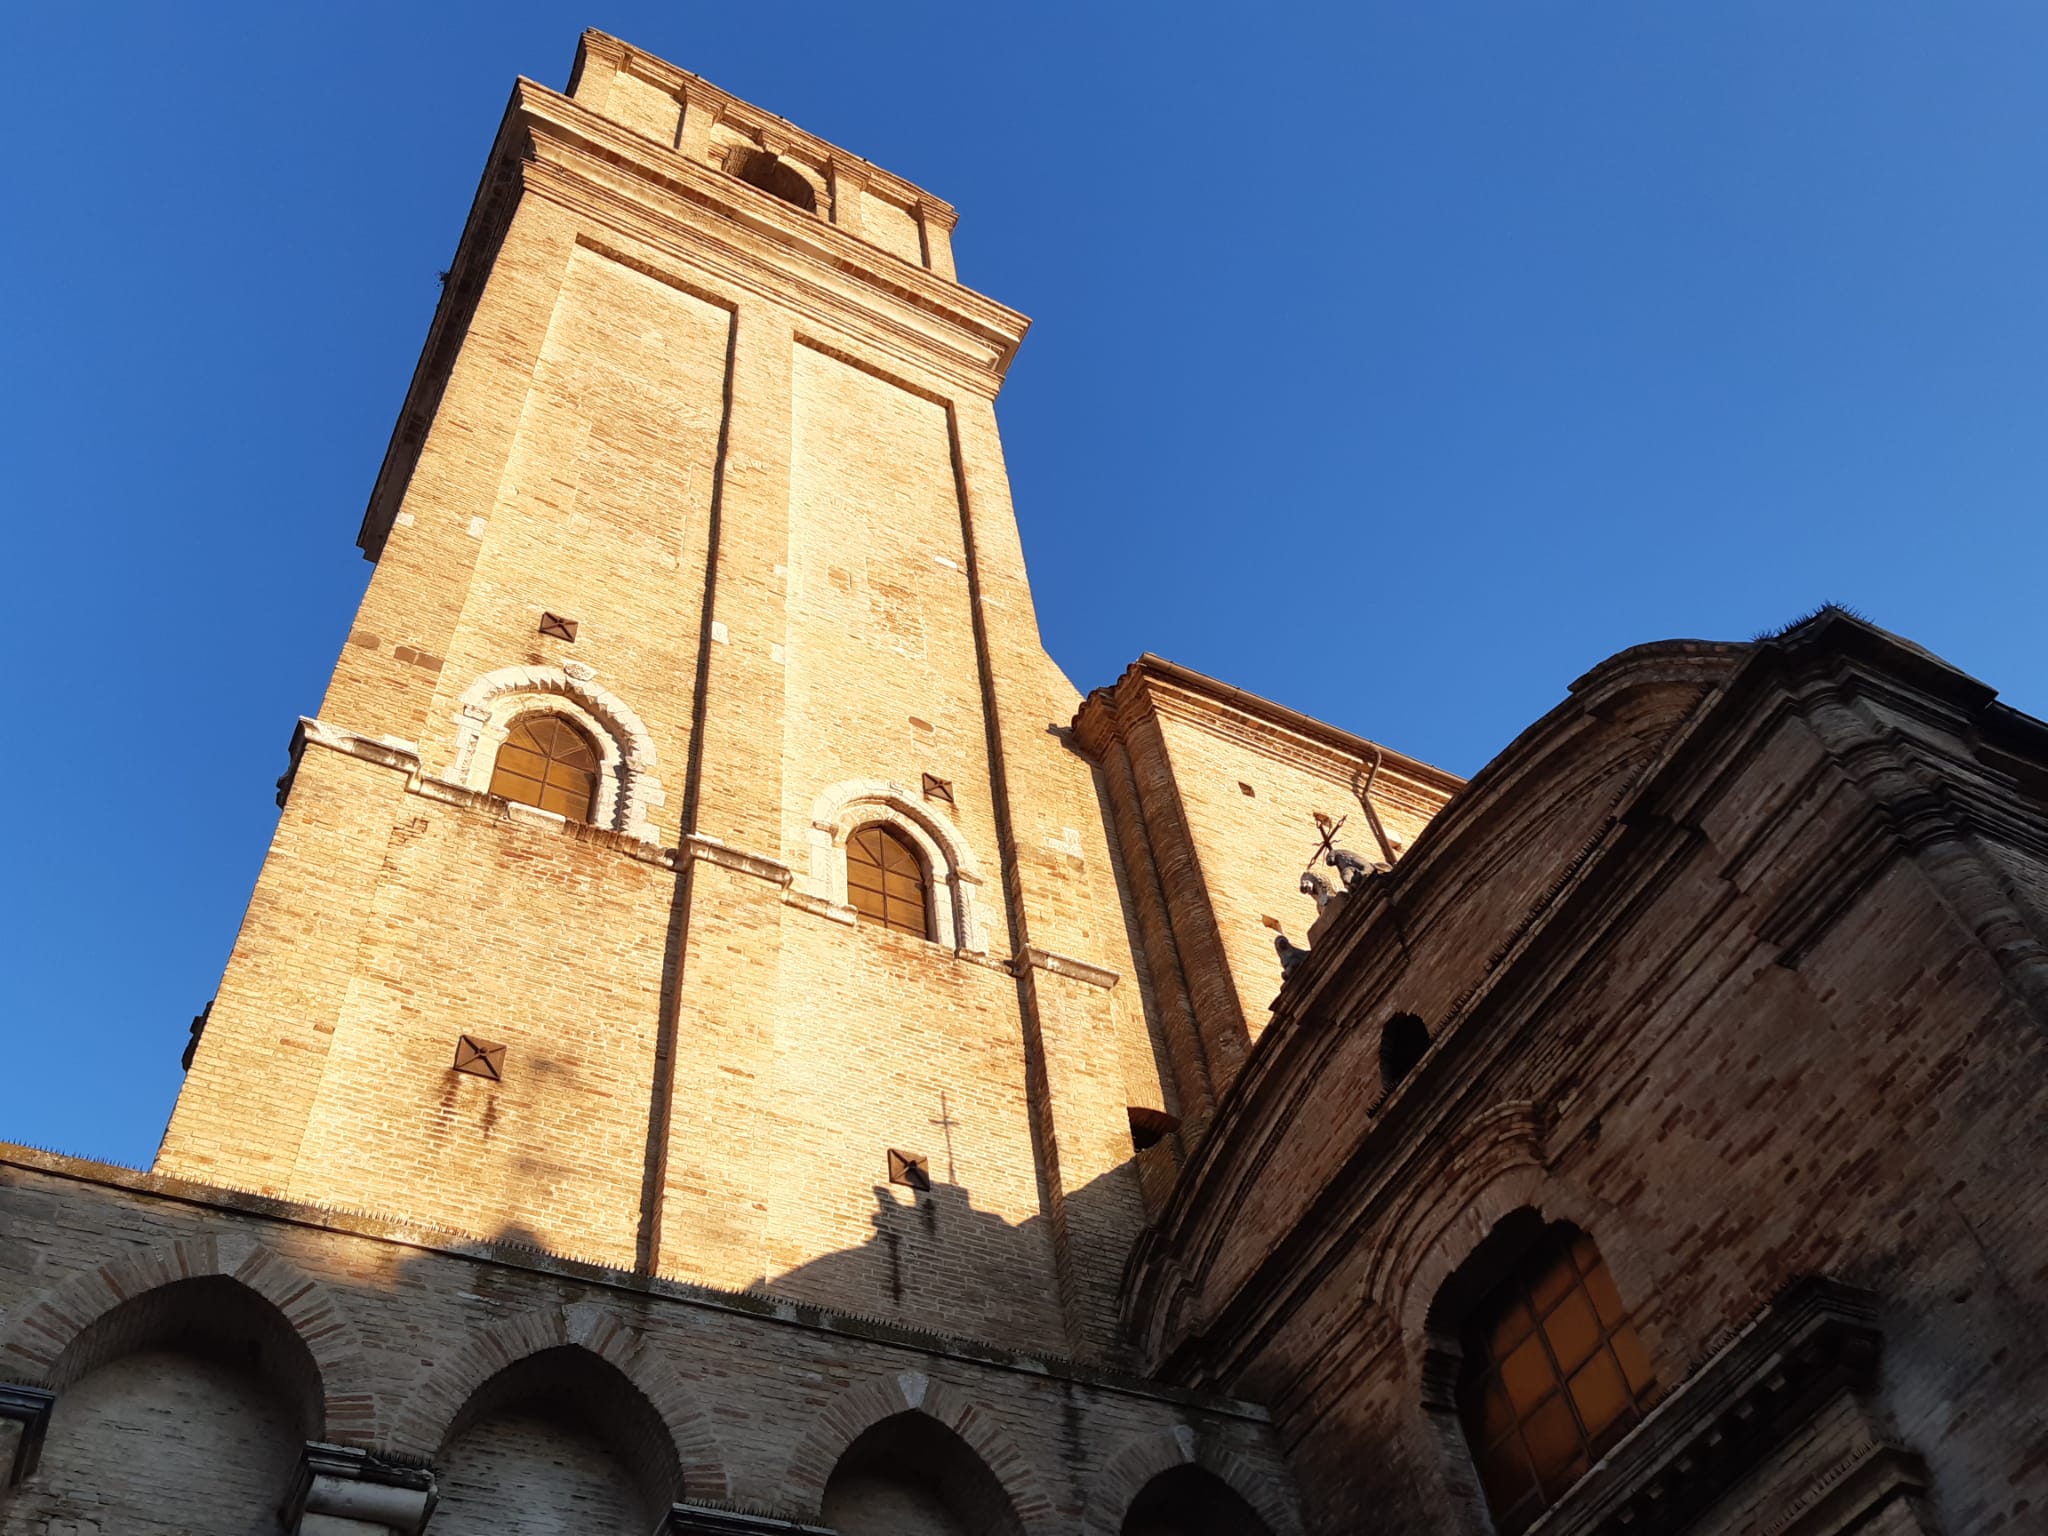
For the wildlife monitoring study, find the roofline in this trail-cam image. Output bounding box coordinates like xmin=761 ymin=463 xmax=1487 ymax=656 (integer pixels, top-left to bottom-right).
xmin=1085 ymin=652 xmax=1465 ymax=793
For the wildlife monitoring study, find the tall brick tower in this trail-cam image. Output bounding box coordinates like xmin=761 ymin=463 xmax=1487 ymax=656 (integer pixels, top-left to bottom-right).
xmin=156 ymin=31 xmax=1159 ymax=1361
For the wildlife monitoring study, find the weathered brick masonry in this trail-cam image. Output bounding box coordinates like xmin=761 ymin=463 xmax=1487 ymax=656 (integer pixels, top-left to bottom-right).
xmin=3 ymin=27 xmax=2043 ymax=1536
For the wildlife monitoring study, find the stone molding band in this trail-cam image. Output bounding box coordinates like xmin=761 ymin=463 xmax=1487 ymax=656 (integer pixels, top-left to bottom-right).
xmin=1014 ymin=945 xmax=1121 ymax=990
xmin=279 ymin=720 xmax=1039 ymax=969
xmin=665 ymin=1505 xmax=834 ymax=1535
xmin=684 ymin=833 xmax=795 ymax=887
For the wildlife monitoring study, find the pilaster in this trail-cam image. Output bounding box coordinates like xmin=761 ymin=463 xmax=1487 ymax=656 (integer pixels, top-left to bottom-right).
xmin=948 ymin=394 xmax=1157 ymax=1355
xmin=646 ymin=302 xmax=798 ymax=1282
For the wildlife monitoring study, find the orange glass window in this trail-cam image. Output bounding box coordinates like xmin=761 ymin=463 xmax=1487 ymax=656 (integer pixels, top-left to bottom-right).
xmin=1457 ymin=1226 xmax=1658 ymax=1533
xmin=487 ymin=713 xmax=599 ymax=822
xmin=846 ymin=823 xmax=928 ymax=938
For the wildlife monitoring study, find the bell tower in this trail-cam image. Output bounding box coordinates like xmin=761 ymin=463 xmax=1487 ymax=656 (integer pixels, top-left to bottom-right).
xmin=157 ymin=32 xmax=1162 ymax=1360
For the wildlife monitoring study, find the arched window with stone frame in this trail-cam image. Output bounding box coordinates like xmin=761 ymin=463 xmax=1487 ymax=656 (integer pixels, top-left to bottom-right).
xmin=448 ymin=665 xmax=666 ymax=841
xmin=803 ymin=780 xmax=987 ymax=954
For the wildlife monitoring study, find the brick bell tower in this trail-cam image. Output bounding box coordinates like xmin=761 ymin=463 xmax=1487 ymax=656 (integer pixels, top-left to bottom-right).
xmin=156 ymin=32 xmax=1160 ymax=1361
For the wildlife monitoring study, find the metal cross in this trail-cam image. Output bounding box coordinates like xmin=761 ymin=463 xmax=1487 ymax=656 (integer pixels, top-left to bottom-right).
xmin=930 ymin=1092 xmax=959 ymax=1184
xmin=1305 ymin=812 xmax=1349 ymax=874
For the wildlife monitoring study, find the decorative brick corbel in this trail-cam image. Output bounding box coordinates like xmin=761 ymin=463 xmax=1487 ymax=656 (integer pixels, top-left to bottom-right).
xmin=283 ymin=1442 xmax=436 ymax=1536
xmin=0 ymin=1382 xmax=54 ymax=1486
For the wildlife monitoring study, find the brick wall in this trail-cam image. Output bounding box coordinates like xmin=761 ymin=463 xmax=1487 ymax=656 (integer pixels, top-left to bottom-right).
xmin=0 ymin=1154 xmax=1298 ymax=1532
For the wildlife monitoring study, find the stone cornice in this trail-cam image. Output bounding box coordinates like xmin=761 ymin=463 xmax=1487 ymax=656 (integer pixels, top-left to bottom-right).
xmin=0 ymin=1145 xmax=1271 ymax=1426
xmin=1517 ymin=1278 xmax=1912 ymax=1536
xmin=358 ymin=76 xmax=1028 ymax=560
xmin=577 ymin=30 xmax=955 ymax=221
xmin=1072 ymin=654 xmax=1463 ymax=817
xmin=511 ymin=101 xmax=1023 ymax=379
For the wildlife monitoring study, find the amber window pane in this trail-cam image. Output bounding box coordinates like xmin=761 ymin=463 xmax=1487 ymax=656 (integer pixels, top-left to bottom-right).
xmin=1543 ymin=1291 xmax=1602 ymax=1373
xmin=1584 ymin=1263 xmax=1628 ymax=1327
xmin=488 ymin=713 xmax=599 ymax=823
xmin=1490 ymin=1297 xmax=1537 ymax=1354
xmin=846 ymin=823 xmax=929 ymax=937
xmin=1568 ymin=1351 xmax=1629 ymax=1433
xmin=1455 ymin=1225 xmax=1660 ymax=1536
xmin=1499 ymin=1336 xmax=1554 ymax=1413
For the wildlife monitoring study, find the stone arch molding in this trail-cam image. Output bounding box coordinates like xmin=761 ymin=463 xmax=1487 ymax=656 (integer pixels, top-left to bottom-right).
xmin=0 ymin=1233 xmax=371 ymax=1437
xmin=782 ymin=1369 xmax=1056 ymax=1530
xmin=387 ymin=1301 xmax=731 ymax=1504
xmin=451 ymin=664 xmax=664 ymax=839
xmin=1084 ymin=1422 xmax=1302 ymax=1536
xmin=806 ymin=779 xmax=988 ymax=952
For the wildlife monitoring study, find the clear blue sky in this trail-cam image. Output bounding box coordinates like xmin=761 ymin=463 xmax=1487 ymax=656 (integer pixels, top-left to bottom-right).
xmin=4 ymin=3 xmax=2043 ymax=1168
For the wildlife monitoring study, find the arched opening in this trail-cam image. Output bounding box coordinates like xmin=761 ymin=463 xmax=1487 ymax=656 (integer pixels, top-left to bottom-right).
xmin=1379 ymin=1012 xmax=1431 ymax=1092
xmin=1429 ymin=1212 xmax=1659 ymax=1535
xmin=488 ymin=712 xmax=601 ymax=821
xmin=1122 ymin=1464 xmax=1273 ymax=1535
xmin=1129 ymin=1106 xmax=1182 ymax=1153
xmin=432 ymin=1345 xmax=681 ymax=1535
xmin=16 ymin=1275 xmax=320 ymax=1534
xmin=821 ymin=1411 xmax=1026 ymax=1536
xmin=733 ymin=149 xmax=819 ymax=213
xmin=846 ymin=821 xmax=931 ymax=938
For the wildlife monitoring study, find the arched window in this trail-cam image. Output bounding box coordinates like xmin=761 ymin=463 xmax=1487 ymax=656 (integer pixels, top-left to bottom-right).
xmin=488 ymin=713 xmax=599 ymax=821
xmin=846 ymin=823 xmax=929 ymax=938
xmin=733 ymin=149 xmax=819 ymax=213
xmin=1379 ymin=1012 xmax=1431 ymax=1092
xmin=1454 ymin=1223 xmax=1658 ymax=1533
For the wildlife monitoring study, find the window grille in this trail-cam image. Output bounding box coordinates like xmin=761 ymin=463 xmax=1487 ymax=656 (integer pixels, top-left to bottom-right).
xmin=1457 ymin=1225 xmax=1659 ymax=1532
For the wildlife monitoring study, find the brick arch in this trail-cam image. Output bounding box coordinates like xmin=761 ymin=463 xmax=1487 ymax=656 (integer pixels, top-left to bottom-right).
xmin=1363 ymin=1098 xmax=1553 ymax=1346
xmin=1084 ymin=1423 xmax=1301 ymax=1536
xmin=0 ymin=1233 xmax=372 ymax=1438
xmin=450 ymin=663 xmax=664 ymax=839
xmin=781 ymin=1369 xmax=1057 ymax=1530
xmin=1372 ymin=1109 xmax=1656 ymax=1359
xmin=386 ymin=1302 xmax=730 ymax=1503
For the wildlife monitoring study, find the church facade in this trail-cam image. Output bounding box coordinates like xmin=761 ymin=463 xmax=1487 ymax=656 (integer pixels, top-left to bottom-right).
xmin=2 ymin=31 xmax=2043 ymax=1536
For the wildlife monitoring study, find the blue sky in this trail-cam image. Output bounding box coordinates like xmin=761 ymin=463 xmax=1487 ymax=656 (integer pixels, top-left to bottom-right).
xmin=3 ymin=2 xmax=2044 ymax=1167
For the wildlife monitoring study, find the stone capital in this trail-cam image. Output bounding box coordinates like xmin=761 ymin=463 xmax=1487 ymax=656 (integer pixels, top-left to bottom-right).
xmin=285 ymin=1443 xmax=436 ymax=1536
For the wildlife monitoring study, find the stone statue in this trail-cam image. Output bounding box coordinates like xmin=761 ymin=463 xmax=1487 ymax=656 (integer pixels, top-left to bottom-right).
xmin=1299 ymin=870 xmax=1336 ymax=913
xmin=1274 ymin=931 xmax=1311 ymax=978
xmin=1326 ymin=847 xmax=1376 ymax=891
